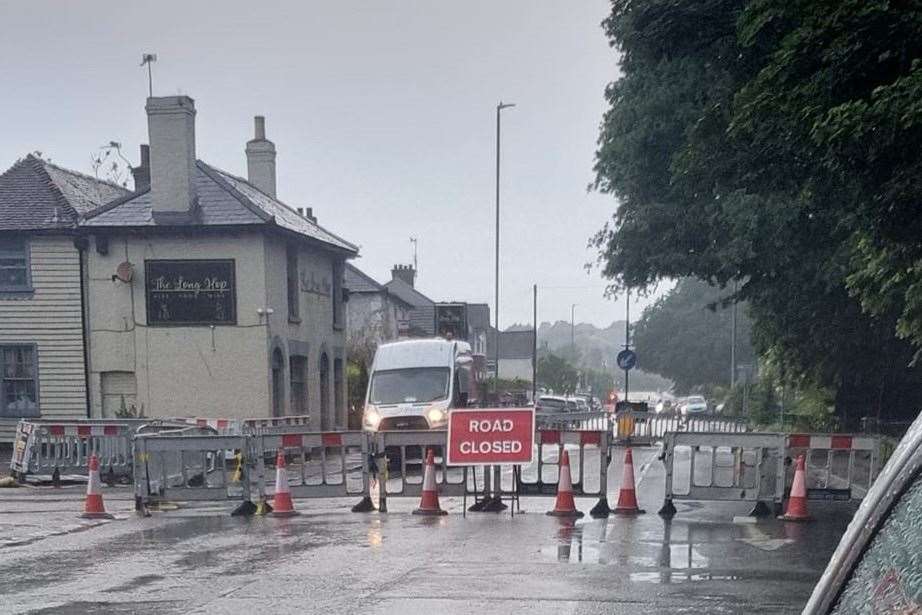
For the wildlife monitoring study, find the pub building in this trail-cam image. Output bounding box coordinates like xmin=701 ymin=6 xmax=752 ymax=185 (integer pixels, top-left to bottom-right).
xmin=80 ymin=96 xmax=357 ymax=429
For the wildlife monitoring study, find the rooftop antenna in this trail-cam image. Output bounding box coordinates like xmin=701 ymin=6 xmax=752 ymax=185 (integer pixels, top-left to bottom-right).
xmin=140 ymin=53 xmax=157 ymax=97
xmin=409 ymin=237 xmax=418 ymax=272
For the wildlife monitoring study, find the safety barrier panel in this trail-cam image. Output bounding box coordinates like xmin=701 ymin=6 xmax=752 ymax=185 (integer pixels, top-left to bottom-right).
xmin=254 ymin=430 xmax=370 ymax=501
xmin=10 ymin=418 xmax=191 ymax=482
xmin=374 ymin=430 xmax=467 ymax=504
xmin=517 ymin=428 xmax=609 ymax=499
xmin=134 ymin=431 xmax=250 ymax=505
xmin=659 ymin=432 xmax=786 ymax=517
xmin=614 ymin=411 xmax=748 ymax=445
xmin=785 ymin=433 xmax=881 ymax=501
xmin=536 ymin=411 xmax=610 ymax=432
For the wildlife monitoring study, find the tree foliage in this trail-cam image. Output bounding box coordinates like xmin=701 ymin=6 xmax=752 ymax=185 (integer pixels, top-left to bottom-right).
xmin=633 ymin=278 xmax=755 ymax=393
xmin=593 ymin=0 xmax=922 ymax=422
xmin=536 ymin=353 xmax=579 ymax=394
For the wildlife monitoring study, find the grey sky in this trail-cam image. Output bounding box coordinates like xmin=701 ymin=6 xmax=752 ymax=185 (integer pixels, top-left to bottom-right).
xmin=0 ymin=1 xmax=667 ymax=327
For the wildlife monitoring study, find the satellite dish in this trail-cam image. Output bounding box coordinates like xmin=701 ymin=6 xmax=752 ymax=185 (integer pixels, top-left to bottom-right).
xmin=115 ymin=261 xmax=134 ymax=283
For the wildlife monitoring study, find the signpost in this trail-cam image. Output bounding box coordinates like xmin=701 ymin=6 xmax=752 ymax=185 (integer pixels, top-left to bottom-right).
xmin=616 ymin=349 xmax=637 ymax=371
xmin=447 ymin=407 xmax=535 ymax=466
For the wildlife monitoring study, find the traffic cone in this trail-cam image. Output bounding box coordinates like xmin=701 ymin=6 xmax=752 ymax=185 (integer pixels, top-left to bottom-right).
xmin=271 ymin=450 xmax=298 ymax=517
xmin=613 ymin=447 xmax=645 ymax=515
xmin=779 ymin=454 xmax=811 ymax=522
xmin=413 ymin=448 xmax=447 ymax=516
xmin=547 ymin=450 xmax=584 ymax=518
xmin=80 ymin=454 xmax=114 ymax=519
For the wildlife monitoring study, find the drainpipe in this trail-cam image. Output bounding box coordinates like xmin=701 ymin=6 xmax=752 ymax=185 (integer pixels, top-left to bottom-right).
xmin=74 ymin=236 xmax=92 ymax=418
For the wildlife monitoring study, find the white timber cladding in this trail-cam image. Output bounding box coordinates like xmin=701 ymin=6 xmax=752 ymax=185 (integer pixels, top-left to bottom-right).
xmin=0 ymin=237 xmax=88 ymax=440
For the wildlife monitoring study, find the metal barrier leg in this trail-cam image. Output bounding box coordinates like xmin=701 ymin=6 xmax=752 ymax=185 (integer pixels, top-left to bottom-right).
xmin=467 ymin=465 xmax=490 ymax=512
xmin=658 ymin=440 xmax=677 ymax=518
xmin=351 ymin=450 xmax=376 ymax=513
xmin=589 ymin=447 xmax=612 ymax=518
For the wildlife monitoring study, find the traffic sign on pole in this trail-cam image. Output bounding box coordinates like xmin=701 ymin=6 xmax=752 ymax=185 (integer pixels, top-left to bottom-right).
xmin=616 ymin=349 xmax=637 ymax=371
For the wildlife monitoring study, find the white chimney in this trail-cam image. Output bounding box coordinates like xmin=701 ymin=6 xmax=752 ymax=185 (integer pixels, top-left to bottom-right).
xmin=246 ymin=115 xmax=277 ymax=198
xmin=146 ymin=96 xmax=198 ymax=224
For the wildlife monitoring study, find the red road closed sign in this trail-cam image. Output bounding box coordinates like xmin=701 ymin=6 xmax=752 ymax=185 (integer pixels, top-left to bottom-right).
xmin=446 ymin=407 xmax=535 ymax=466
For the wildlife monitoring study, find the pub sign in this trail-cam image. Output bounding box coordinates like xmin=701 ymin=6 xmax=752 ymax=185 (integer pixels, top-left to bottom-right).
xmin=145 ymin=259 xmax=237 ymax=326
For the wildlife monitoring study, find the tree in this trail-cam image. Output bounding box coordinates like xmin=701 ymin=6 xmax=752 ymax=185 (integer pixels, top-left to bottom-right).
xmin=591 ymin=0 xmax=922 ymax=423
xmin=632 ymin=278 xmax=755 ymax=392
xmin=536 ymin=353 xmax=579 ymax=394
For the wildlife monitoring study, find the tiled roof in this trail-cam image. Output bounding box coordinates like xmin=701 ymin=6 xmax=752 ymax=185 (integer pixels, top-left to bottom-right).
xmin=0 ymin=155 xmax=129 ymax=231
xmin=82 ymin=160 xmax=358 ymax=255
xmin=384 ymin=277 xmax=434 ymax=308
xmin=345 ymin=263 xmax=383 ymax=293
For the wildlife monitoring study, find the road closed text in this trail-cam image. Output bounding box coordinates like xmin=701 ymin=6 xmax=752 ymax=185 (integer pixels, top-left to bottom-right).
xmin=447 ymin=409 xmax=535 ymax=465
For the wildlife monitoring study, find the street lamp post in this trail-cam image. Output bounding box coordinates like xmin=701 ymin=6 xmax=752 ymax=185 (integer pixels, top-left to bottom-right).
xmin=570 ymin=303 xmax=578 ymax=358
xmin=494 ymin=101 xmax=515 ymax=387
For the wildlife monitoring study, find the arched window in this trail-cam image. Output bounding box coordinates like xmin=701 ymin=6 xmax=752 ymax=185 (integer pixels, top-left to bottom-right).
xmin=271 ymin=348 xmax=285 ymax=417
xmin=319 ymin=352 xmax=330 ymax=429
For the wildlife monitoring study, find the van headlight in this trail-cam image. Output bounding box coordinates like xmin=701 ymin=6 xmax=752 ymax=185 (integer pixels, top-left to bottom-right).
xmin=363 ymin=407 xmax=381 ymax=430
xmin=426 ymin=407 xmax=446 ymax=425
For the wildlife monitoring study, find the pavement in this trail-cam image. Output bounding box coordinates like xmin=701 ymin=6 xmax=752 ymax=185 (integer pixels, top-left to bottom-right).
xmin=0 ymin=445 xmax=855 ymax=614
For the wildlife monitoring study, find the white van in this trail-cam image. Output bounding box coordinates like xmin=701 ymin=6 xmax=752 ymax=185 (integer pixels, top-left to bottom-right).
xmin=362 ymin=339 xmax=476 ymax=431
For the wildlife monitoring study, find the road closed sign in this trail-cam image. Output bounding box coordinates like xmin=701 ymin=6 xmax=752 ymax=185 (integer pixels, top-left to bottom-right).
xmin=447 ymin=407 xmax=535 ymax=466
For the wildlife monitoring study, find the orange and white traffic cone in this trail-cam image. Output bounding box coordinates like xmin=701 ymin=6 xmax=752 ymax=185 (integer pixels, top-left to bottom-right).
xmin=779 ymin=454 xmax=811 ymax=522
xmin=613 ymin=447 xmax=645 ymax=515
xmin=547 ymin=450 xmax=584 ymax=518
xmin=80 ymin=454 xmax=114 ymax=519
xmin=413 ymin=448 xmax=447 ymax=516
xmin=271 ymin=450 xmax=298 ymax=517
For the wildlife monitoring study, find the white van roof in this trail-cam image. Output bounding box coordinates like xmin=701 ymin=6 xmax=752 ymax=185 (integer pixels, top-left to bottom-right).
xmin=373 ymin=338 xmax=471 ymax=371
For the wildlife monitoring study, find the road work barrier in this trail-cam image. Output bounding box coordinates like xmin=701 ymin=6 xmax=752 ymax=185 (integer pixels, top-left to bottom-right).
xmin=518 ymin=427 xmax=612 ymax=517
xmin=254 ymin=430 xmax=371 ymax=510
xmin=784 ymin=433 xmax=881 ymax=501
xmin=659 ymin=432 xmax=786 ymax=517
xmin=614 ymin=410 xmax=748 ymax=446
xmin=133 ymin=431 xmax=251 ymax=509
xmin=10 ymin=418 xmax=191 ymax=483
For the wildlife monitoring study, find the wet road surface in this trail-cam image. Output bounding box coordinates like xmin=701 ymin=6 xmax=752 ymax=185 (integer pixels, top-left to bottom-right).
xmin=0 ymin=446 xmax=855 ymax=614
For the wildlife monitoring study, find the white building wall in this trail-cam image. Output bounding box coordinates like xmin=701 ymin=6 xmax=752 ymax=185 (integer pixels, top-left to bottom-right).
xmin=86 ymin=233 xmax=270 ymax=419
xmin=263 ymin=237 xmax=347 ymax=430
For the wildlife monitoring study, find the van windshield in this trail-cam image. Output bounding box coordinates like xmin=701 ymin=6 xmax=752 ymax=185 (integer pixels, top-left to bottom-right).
xmin=370 ymin=367 xmax=450 ymax=405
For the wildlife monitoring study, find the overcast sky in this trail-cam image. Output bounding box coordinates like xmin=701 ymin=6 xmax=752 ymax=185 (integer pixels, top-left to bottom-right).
xmin=0 ymin=1 xmax=668 ymax=327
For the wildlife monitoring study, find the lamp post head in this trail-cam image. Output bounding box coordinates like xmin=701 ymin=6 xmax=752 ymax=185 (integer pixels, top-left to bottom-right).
xmin=498 ymin=101 xmax=516 ymax=111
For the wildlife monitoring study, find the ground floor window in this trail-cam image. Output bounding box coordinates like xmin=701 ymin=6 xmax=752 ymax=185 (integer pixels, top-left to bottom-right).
xmin=1 ymin=345 xmax=38 ymax=417
xmin=290 ymin=355 xmax=307 ymax=416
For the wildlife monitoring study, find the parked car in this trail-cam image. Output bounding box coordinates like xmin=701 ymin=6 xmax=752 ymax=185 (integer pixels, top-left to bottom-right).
xmin=803 ymin=410 xmax=922 ymax=613
xmin=678 ymin=395 xmax=709 ymax=416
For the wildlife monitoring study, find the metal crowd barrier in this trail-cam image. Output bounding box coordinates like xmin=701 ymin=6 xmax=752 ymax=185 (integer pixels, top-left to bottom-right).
xmin=10 ymin=418 xmax=190 ymax=482
xmin=659 ymin=432 xmax=786 ymax=517
xmin=784 ymin=433 xmax=881 ymax=501
xmin=614 ymin=410 xmax=748 ymax=445
xmin=536 ymin=411 xmax=611 ymax=432
xmin=134 ymin=431 xmax=250 ymax=505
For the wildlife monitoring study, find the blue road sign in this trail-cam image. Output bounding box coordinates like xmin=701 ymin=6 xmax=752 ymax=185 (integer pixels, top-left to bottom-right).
xmin=616 ymin=349 xmax=637 ymax=371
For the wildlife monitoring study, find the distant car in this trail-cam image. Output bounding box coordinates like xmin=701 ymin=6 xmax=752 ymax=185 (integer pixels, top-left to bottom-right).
xmin=803 ymin=410 xmax=922 ymax=614
xmin=654 ymin=399 xmax=675 ymax=415
xmin=536 ymin=396 xmax=569 ymax=415
xmin=570 ymin=397 xmax=590 ymax=412
xmin=679 ymin=395 xmax=708 ymax=416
